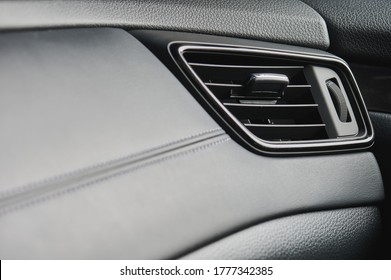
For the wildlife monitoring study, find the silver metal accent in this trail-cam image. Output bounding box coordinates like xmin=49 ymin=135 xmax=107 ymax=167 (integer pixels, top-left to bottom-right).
xmin=204 ymin=82 xmax=243 ymax=88
xmin=169 ymin=42 xmax=374 ymax=154
xmin=222 ymin=103 xmax=318 ymax=108
xmin=188 ymin=62 xmax=304 ymax=69
xmin=244 ymin=124 xmax=326 ymax=128
xmin=250 ymin=73 xmax=289 ymax=84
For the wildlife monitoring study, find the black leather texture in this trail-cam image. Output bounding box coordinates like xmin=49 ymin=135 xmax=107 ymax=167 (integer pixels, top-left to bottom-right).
xmin=351 ymin=64 xmax=391 ymax=113
xmin=183 ymin=207 xmax=382 ymax=260
xmin=369 ymin=111 xmax=391 ymax=255
xmin=0 ymin=0 xmax=329 ymax=49
xmin=369 ymin=112 xmax=391 ymax=186
xmin=303 ymin=0 xmax=391 ymax=64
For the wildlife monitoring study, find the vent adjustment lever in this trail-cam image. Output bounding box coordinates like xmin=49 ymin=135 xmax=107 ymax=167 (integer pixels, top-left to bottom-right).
xmin=245 ymin=73 xmax=289 ymax=99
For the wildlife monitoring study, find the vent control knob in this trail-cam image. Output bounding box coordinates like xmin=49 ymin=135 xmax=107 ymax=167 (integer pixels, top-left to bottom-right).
xmin=245 ymin=73 xmax=289 ymax=99
xmin=326 ymin=79 xmax=349 ymax=122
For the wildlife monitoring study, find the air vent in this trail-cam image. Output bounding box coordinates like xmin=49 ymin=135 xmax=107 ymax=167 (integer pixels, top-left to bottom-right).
xmin=187 ymin=60 xmax=326 ymax=141
xmin=173 ymin=44 xmax=373 ymax=153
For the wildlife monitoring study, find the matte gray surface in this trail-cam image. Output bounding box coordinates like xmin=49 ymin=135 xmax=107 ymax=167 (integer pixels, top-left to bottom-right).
xmin=0 ymin=28 xmax=219 ymax=193
xmin=184 ymin=207 xmax=382 ymax=259
xmin=0 ymin=0 xmax=329 ymax=49
xmin=0 ymin=138 xmax=383 ymax=258
xmin=0 ymin=28 xmax=384 ymax=259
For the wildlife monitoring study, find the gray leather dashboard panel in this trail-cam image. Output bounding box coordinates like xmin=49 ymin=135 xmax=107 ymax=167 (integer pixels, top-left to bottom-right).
xmin=0 ymin=0 xmax=329 ymax=49
xmin=0 ymin=28 xmax=384 ymax=259
xmin=0 ymin=28 xmax=220 ymax=192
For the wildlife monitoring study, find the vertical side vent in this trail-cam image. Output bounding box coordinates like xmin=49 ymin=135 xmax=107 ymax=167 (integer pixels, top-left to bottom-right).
xmin=174 ymin=44 xmax=373 ymax=153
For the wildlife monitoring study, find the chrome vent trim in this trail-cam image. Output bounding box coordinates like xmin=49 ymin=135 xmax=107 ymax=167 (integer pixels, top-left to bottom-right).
xmin=171 ymin=43 xmax=374 ymax=154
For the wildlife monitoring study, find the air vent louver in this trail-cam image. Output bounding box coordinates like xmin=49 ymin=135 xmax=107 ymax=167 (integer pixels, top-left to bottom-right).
xmin=184 ymin=52 xmax=327 ymax=141
xmin=174 ymin=44 xmax=373 ymax=153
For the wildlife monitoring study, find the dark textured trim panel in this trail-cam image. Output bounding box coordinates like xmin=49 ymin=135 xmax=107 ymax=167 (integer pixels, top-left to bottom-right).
xmin=183 ymin=206 xmax=382 ymax=259
xmin=0 ymin=0 xmax=329 ymax=49
xmin=351 ymin=64 xmax=391 ymax=113
xmin=303 ymin=0 xmax=391 ymax=64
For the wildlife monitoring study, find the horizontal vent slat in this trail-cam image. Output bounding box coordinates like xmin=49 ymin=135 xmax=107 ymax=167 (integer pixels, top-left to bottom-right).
xmin=224 ymin=103 xmax=321 ymax=123
xmin=207 ymin=83 xmax=313 ymax=103
xmin=190 ymin=64 xmax=307 ymax=85
xmin=204 ymin=82 xmax=243 ymax=88
xmin=189 ymin=63 xmax=304 ymax=69
xmin=205 ymin=82 xmax=243 ymax=97
xmin=184 ymin=52 xmax=305 ymax=66
xmin=245 ymin=124 xmax=327 ymax=140
xmin=181 ymin=49 xmax=333 ymax=143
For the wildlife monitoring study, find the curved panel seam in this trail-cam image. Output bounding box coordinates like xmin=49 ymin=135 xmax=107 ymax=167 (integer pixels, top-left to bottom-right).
xmin=0 ymin=136 xmax=231 ymax=218
xmin=0 ymin=128 xmax=223 ymax=199
xmin=174 ymin=205 xmax=381 ymax=259
xmin=178 ymin=206 xmax=380 ymax=260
